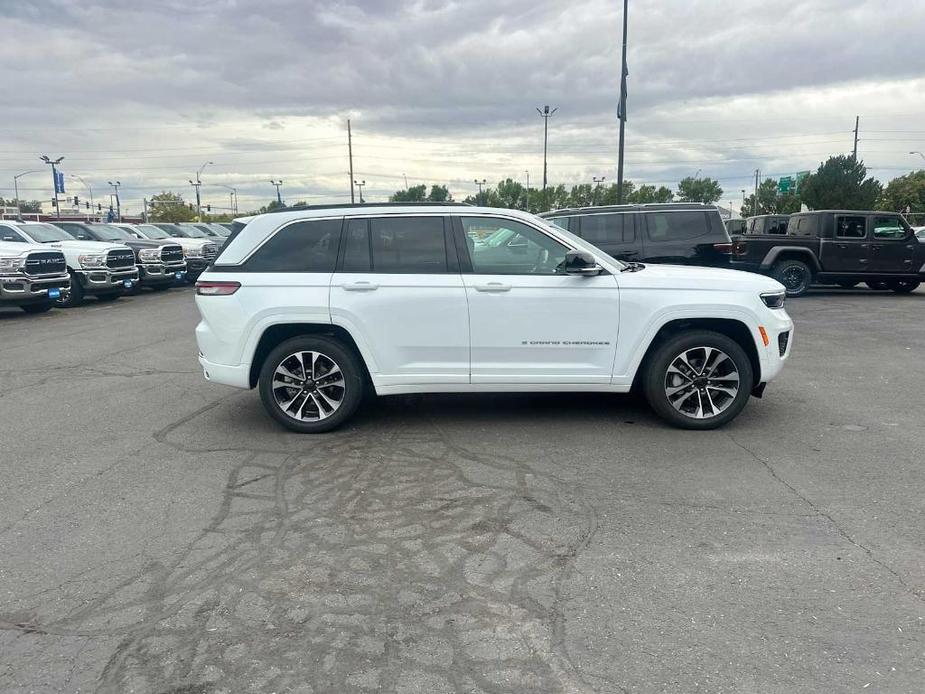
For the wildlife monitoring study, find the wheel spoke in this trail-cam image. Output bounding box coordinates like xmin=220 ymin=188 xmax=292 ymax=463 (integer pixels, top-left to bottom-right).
xmin=708 ymin=385 xmax=738 ymax=398
xmin=703 ymin=387 xmax=718 ymax=415
xmin=667 ymin=364 xmax=693 ymax=382
xmin=309 ymin=393 xmax=329 ymax=419
xmin=272 ymin=350 xmax=345 ymax=423
xmin=276 ymin=363 xmax=302 ymax=382
xmin=669 ymin=388 xmax=698 ymax=412
xmin=705 ymin=352 xmax=729 ymax=376
xmin=664 ymin=345 xmax=741 ymax=420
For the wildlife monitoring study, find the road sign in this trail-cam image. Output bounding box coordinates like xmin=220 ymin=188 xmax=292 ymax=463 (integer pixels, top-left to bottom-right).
xmin=778 ymin=176 xmax=793 ymax=193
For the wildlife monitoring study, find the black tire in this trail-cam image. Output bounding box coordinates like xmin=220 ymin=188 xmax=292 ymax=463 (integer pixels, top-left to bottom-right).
xmin=866 ymin=280 xmax=889 ymax=291
xmin=258 ymin=335 xmax=365 ymax=433
xmin=21 ymin=302 xmax=53 ymax=314
xmin=56 ymin=272 xmax=83 ymax=308
xmin=888 ymin=279 xmax=920 ymax=294
xmin=772 ymin=259 xmax=813 ymax=297
xmin=96 ymin=292 xmax=122 ymax=302
xmin=643 ymin=330 xmax=755 ymax=430
xmin=836 ymin=280 xmax=858 ymax=289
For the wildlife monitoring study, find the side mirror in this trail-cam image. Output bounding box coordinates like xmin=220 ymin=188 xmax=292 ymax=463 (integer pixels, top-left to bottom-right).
xmin=563 ymin=249 xmax=602 ymax=276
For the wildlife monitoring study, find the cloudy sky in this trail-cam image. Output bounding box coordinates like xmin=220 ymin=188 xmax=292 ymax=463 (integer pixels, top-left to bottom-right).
xmin=2 ymin=0 xmax=924 ymax=215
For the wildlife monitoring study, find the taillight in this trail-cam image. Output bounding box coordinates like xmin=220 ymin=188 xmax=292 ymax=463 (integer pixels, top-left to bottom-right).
xmin=713 ymin=242 xmax=733 ymax=254
xmin=731 ymin=241 xmax=748 ymax=256
xmin=196 ymin=280 xmax=240 ymax=296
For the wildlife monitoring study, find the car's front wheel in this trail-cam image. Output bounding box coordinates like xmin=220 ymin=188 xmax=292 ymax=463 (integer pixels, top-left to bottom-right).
xmin=643 ymin=330 xmax=755 ymax=430
xmin=888 ymin=279 xmax=920 ymax=294
xmin=56 ymin=272 xmax=83 ymax=308
xmin=21 ymin=302 xmax=53 ymax=314
xmin=258 ymin=335 xmax=365 ymax=433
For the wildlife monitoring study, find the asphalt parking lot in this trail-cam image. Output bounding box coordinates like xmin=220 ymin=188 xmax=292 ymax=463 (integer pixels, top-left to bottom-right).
xmin=1 ymin=286 xmax=924 ymax=694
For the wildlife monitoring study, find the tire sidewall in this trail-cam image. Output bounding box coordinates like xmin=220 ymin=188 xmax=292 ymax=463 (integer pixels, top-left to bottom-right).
xmin=643 ymin=330 xmax=755 ymax=430
xmin=887 ymin=279 xmax=920 ymax=294
xmin=258 ymin=335 xmax=364 ymax=433
xmin=56 ymin=271 xmax=83 ymax=308
xmin=774 ymin=260 xmax=812 ymax=297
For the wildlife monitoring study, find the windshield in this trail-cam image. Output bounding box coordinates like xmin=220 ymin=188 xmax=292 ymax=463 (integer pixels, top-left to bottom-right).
xmin=137 ymin=224 xmax=171 ymax=239
xmin=176 ymin=224 xmax=208 ymax=238
xmin=91 ymin=224 xmax=134 ymax=241
xmin=14 ymin=223 xmax=75 ymax=242
xmin=209 ymin=225 xmax=230 ymax=237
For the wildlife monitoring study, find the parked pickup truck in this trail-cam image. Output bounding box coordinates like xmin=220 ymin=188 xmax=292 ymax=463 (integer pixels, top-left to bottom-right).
xmin=730 ymin=210 xmax=925 ymax=296
xmin=0 ymin=221 xmax=138 ymax=307
xmin=0 ymin=240 xmax=70 ymax=313
xmin=116 ymin=223 xmax=218 ymax=281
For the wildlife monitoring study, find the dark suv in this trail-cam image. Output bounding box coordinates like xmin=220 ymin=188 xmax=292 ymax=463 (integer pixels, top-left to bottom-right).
xmin=540 ymin=203 xmax=732 ymax=267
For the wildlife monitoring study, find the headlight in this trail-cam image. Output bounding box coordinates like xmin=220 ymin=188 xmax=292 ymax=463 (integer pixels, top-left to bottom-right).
xmin=0 ymin=256 xmax=26 ymax=273
xmin=184 ymin=247 xmax=203 ymax=258
xmin=78 ymin=254 xmax=106 ymax=268
xmin=760 ymin=291 xmax=786 ymax=309
xmin=138 ymin=248 xmax=160 ymax=262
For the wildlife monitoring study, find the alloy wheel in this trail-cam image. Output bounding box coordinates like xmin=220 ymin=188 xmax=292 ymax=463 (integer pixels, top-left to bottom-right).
xmin=271 ymin=351 xmax=346 ymax=422
xmin=664 ymin=346 xmax=740 ymax=420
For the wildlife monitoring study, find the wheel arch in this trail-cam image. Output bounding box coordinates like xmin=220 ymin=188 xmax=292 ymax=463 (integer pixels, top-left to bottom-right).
xmin=761 ymin=247 xmax=820 ymax=272
xmin=249 ymin=322 xmax=372 ymax=388
xmin=632 ymin=317 xmax=762 ymax=391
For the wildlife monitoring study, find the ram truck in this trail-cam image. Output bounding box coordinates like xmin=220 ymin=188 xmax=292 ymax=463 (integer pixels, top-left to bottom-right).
xmin=0 ymin=240 xmax=70 ymax=313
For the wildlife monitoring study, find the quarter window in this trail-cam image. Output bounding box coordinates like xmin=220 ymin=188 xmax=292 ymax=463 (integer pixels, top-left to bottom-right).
xmin=835 ymin=216 xmax=866 ymax=239
xmin=645 ymin=211 xmax=708 ymax=242
xmin=462 ymin=217 xmax=568 ymax=275
xmin=243 ymin=219 xmax=341 ymax=272
xmin=871 ymin=216 xmax=906 ymax=240
xmin=369 ymin=217 xmax=447 ymax=273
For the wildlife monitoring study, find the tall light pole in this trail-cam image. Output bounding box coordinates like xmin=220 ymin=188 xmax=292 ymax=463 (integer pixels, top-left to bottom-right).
xmin=354 ymin=180 xmax=366 ymax=203
xmin=616 ymin=0 xmax=629 ymax=204
xmin=40 ymin=155 xmax=64 ymax=220
xmin=536 ymin=105 xmax=557 ymax=210
xmin=108 ymin=181 xmax=121 ymax=222
xmin=191 ymin=161 xmax=212 ymax=221
xmin=70 ymin=175 xmax=94 ymax=219
xmin=270 ymin=180 xmax=283 ymax=205
xmin=402 ymin=173 xmax=409 ymax=189
xmin=523 ymin=170 xmax=530 ymax=211
xmin=740 ymin=189 xmax=746 ymax=216
xmin=593 ymin=176 xmax=606 ymax=205
xmin=474 ymin=178 xmax=487 ymax=206
xmin=13 ymin=170 xmax=40 ymax=221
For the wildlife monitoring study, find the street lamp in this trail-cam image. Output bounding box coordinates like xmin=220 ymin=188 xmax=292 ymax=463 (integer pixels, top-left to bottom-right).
xmin=191 ymin=161 xmax=213 ymax=220
xmin=108 ymin=181 xmax=121 ymax=222
xmin=474 ymin=178 xmax=487 ymax=206
xmin=13 ymin=170 xmax=41 ymax=221
xmin=215 ymin=184 xmax=238 ymax=215
xmin=40 ymin=155 xmax=64 ymax=219
xmin=910 ymin=151 xmax=925 ymax=163
xmin=354 ymin=180 xmax=366 ymax=204
xmin=592 ymin=176 xmax=606 ymax=205
xmin=536 ymin=105 xmax=558 ymax=210
xmin=270 ymin=180 xmax=283 ymax=205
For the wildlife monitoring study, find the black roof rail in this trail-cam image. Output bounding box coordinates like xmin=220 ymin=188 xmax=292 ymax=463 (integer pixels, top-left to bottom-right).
xmin=539 ymin=202 xmax=715 ymax=216
xmin=256 ymin=201 xmax=474 ymax=216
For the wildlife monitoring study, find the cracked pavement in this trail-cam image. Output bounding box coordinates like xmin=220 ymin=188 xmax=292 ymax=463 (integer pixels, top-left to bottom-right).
xmin=1 ymin=286 xmax=923 ymax=693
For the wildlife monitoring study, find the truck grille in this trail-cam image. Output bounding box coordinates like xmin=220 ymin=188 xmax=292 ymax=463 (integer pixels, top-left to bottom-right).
xmin=160 ymin=245 xmax=184 ymax=263
xmin=106 ymin=249 xmax=136 ymax=269
xmin=24 ymin=251 xmax=67 ymax=276
xmin=202 ymin=243 xmax=217 ymax=260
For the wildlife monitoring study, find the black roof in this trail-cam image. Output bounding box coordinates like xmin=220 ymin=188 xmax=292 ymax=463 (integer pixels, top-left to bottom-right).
xmin=539 ymin=202 xmax=716 ymax=217
xmin=259 ymin=201 xmax=472 ymax=216
xmin=790 ymin=209 xmax=904 ymax=215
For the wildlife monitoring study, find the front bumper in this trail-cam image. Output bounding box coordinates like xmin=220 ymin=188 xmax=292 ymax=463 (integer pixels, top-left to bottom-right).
xmin=185 ymin=257 xmax=212 ymax=278
xmin=75 ymin=267 xmax=140 ymax=294
xmin=756 ymin=308 xmax=794 ymax=385
xmin=138 ymin=261 xmax=187 ymax=286
xmin=0 ymin=272 xmax=71 ymax=304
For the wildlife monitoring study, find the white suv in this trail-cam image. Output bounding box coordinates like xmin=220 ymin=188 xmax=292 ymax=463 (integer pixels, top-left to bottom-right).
xmin=195 ymin=205 xmax=793 ymax=431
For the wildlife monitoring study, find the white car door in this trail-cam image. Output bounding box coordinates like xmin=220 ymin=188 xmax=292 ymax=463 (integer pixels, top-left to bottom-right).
xmin=458 ymin=215 xmax=620 ymax=384
xmin=329 ymin=215 xmax=469 ymax=387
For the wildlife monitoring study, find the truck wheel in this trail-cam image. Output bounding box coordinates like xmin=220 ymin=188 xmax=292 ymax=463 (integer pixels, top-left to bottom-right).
xmin=56 ymin=272 xmax=83 ymax=308
xmin=836 ymin=280 xmax=858 ymax=289
xmin=21 ymin=302 xmax=53 ymax=314
xmin=866 ymin=281 xmax=889 ymax=291
xmin=773 ymin=259 xmax=813 ymax=297
xmin=643 ymin=330 xmax=755 ymax=430
xmin=888 ymin=279 xmax=920 ymax=294
xmin=258 ymin=335 xmax=365 ymax=433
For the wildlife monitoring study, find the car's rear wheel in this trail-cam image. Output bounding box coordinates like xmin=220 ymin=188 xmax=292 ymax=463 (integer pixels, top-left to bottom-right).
xmin=643 ymin=330 xmax=755 ymax=430
xmin=56 ymin=272 xmax=83 ymax=308
xmin=836 ymin=280 xmax=858 ymax=289
xmin=772 ymin=259 xmax=813 ymax=297
xmin=866 ymin=280 xmax=889 ymax=290
xmin=21 ymin=302 xmax=53 ymax=314
xmin=258 ymin=335 xmax=364 ymax=433
xmin=887 ymin=279 xmax=920 ymax=294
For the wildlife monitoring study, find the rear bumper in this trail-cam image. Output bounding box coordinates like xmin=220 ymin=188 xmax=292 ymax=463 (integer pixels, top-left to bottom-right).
xmin=198 ymin=354 xmax=250 ymax=389
xmin=0 ymin=273 xmax=71 ymax=304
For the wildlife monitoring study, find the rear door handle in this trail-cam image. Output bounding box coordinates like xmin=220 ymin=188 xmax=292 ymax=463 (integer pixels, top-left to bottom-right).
xmin=473 ymin=282 xmax=511 ymax=292
xmin=343 ymin=281 xmax=379 ymax=291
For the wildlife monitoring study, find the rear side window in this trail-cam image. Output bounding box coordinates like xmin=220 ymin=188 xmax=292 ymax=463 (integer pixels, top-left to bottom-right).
xmin=645 ymin=211 xmax=708 ymax=242
xmin=767 ymin=218 xmax=788 ymax=235
xmin=242 ymin=219 xmax=341 ymax=272
xmin=340 ymin=216 xmax=448 ymax=273
xmin=791 ymin=216 xmax=816 ymax=236
xmin=578 ymin=214 xmax=631 ymax=245
xmin=835 ymin=215 xmax=866 ymax=239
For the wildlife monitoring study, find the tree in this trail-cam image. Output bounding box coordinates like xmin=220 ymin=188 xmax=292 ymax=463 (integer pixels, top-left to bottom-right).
xmin=878 ymin=169 xmax=925 ymax=214
xmin=427 ymin=185 xmax=451 ymax=202
xmin=148 ymin=191 xmax=195 ymax=223
xmin=389 ymin=183 xmax=453 ymax=203
xmin=676 ymin=177 xmax=723 ymax=204
xmin=741 ymin=179 xmax=802 ymax=216
xmin=627 ymin=184 xmax=674 ymax=204
xmin=0 ymin=197 xmax=42 ymax=213
xmin=799 ymin=155 xmax=881 ymax=210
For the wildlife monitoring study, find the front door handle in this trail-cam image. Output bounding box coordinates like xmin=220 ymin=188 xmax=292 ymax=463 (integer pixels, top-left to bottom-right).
xmin=343 ymin=281 xmax=379 ymax=291
xmin=473 ymin=282 xmax=511 ymax=292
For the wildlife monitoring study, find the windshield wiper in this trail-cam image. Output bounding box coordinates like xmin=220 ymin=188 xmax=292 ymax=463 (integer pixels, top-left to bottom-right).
xmin=620 ymin=261 xmax=645 ymax=272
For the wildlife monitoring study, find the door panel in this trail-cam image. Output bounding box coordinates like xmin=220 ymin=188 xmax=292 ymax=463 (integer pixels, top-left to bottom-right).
xmin=822 ymin=215 xmax=869 ymax=272
xmin=867 ymin=215 xmax=916 ymax=273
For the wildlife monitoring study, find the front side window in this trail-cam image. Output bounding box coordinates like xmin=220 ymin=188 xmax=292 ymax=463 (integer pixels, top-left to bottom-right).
xmin=835 ymin=216 xmax=866 ymax=239
xmin=463 ymin=217 xmax=568 ymax=274
xmin=56 ymin=223 xmax=94 ymax=240
xmin=578 ymin=214 xmax=626 ymax=245
xmin=13 ymin=223 xmax=73 ymax=242
xmin=243 ymin=219 xmax=341 ymax=272
xmin=0 ymin=226 xmax=27 ymax=242
xmin=645 ymin=211 xmax=708 ymax=242
xmin=871 ymin=216 xmax=907 ymax=240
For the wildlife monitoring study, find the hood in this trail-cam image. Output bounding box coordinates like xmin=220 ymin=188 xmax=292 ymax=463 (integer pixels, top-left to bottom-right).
xmin=618 ymin=263 xmax=785 ymax=293
xmin=0 ymin=240 xmax=48 ymax=256
xmin=161 ymin=237 xmax=214 ymax=250
xmin=119 ymin=238 xmax=172 ymax=250
xmin=34 ymin=239 xmax=133 ymax=254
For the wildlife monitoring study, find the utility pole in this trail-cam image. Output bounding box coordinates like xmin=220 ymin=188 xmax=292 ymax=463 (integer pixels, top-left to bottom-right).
xmin=536 ymin=105 xmax=557 ymax=210
xmin=40 ymin=155 xmax=64 ymax=220
xmin=13 ymin=170 xmax=40 ymax=221
xmin=754 ymin=170 xmax=760 ymax=217
xmin=347 ymin=119 xmax=355 ymax=204
xmin=741 ymin=189 xmax=746 ymax=217
xmin=523 ymin=170 xmax=530 ymax=211
xmin=108 ymin=181 xmax=121 ymax=222
xmin=142 ymin=198 xmax=148 ymax=223
xmin=270 ymin=180 xmax=283 ymax=205
xmin=216 ymin=184 xmax=237 ymax=215
xmin=354 ymin=180 xmax=366 ymax=204
xmin=852 ymin=115 xmax=859 ymax=160
xmin=593 ymin=176 xmax=606 ymax=205
xmin=616 ymin=0 xmax=629 ymax=204
xmin=402 ymin=173 xmax=408 ymax=189
xmin=474 ymin=179 xmax=487 ymax=206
